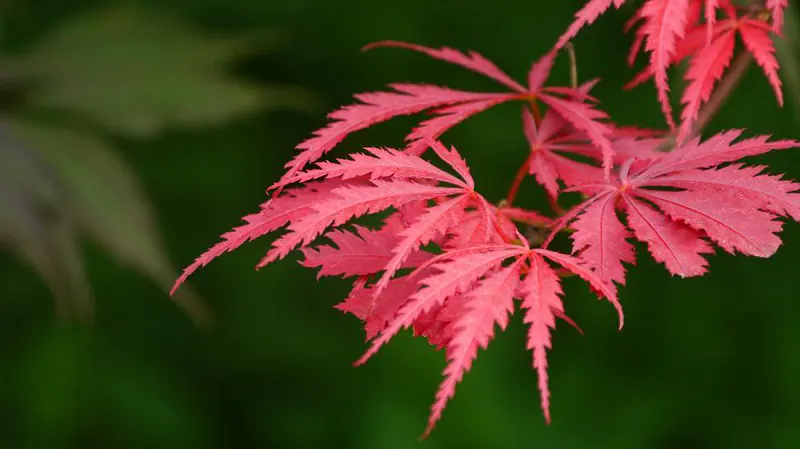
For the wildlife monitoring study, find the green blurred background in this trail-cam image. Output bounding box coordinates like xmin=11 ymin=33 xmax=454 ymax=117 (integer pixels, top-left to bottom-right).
xmin=1 ymin=1 xmax=799 ymax=448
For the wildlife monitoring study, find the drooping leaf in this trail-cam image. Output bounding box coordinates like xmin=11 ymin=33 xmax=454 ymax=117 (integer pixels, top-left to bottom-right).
xmin=0 ymin=124 xmax=92 ymax=321
xmin=424 ymin=260 xmax=522 ymax=436
xmin=6 ymin=120 xmax=211 ymax=324
xmin=4 ymin=7 xmax=311 ymax=138
xmin=521 ymin=254 xmax=565 ymax=424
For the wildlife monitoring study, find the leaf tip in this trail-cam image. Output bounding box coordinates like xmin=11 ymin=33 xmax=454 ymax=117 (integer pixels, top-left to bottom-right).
xmin=361 ymin=40 xmax=402 ymax=53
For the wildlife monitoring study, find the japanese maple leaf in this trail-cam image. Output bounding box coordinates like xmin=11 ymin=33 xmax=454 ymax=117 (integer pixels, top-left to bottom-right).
xmin=768 ymin=0 xmax=788 ymax=34
xmin=552 ymin=130 xmax=800 ymax=283
xmin=172 ymin=140 xmax=504 ymax=296
xmin=558 ymin=0 xmax=739 ymax=52
xmin=298 ymin=223 xmax=432 ymax=279
xmin=520 ymin=108 xmax=664 ymax=198
xmin=345 ymin=238 xmax=622 ymax=435
xmin=271 ymin=83 xmax=511 ymax=191
xmin=638 ymin=0 xmax=695 ymax=129
xmin=677 ymin=9 xmax=784 ymax=141
xmin=332 ymin=204 xmax=553 ymax=343
xmin=368 ymin=42 xmax=620 ymax=176
xmin=171 ymin=178 xmax=357 ymax=293
xmin=623 ymin=3 xmax=785 ymax=139
xmin=624 ymin=22 xmax=710 ymax=90
xmin=555 ymin=0 xmax=629 ymax=51
xmin=270 ymin=41 xmax=619 ymax=190
xmin=560 ymin=0 xmax=786 ymax=130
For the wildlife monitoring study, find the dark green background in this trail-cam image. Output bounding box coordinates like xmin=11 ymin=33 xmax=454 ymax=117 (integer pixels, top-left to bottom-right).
xmin=2 ymin=1 xmax=799 ymax=448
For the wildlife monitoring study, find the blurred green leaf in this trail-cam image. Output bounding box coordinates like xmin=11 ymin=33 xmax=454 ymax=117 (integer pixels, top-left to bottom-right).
xmin=0 ymin=5 xmax=319 ymax=323
xmin=4 ymin=6 xmax=317 ymax=137
xmin=3 ymin=119 xmax=211 ymax=324
xmin=0 ymin=123 xmax=92 ymax=322
xmin=776 ymin=3 xmax=800 ymax=121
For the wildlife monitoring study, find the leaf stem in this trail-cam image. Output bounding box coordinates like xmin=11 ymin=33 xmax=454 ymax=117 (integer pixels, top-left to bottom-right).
xmin=657 ymin=52 xmax=753 ymax=150
xmin=565 ymin=42 xmax=578 ymax=89
xmin=691 ymin=52 xmax=753 ymax=138
xmin=505 ymin=153 xmax=533 ymax=206
xmin=529 ymin=100 xmax=543 ymax=124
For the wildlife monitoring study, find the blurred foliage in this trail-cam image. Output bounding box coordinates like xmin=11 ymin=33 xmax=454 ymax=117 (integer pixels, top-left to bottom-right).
xmin=0 ymin=1 xmax=799 ymax=449
xmin=0 ymin=6 xmax=316 ymax=324
xmin=776 ymin=2 xmax=800 ymax=120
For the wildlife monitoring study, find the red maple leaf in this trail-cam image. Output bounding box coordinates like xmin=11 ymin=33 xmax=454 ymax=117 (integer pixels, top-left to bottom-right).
xmin=627 ymin=3 xmax=785 ymax=140
xmin=561 ymin=0 xmax=785 ymax=134
xmin=171 ymin=3 xmax=799 ymax=432
xmin=549 ymin=130 xmax=800 ymax=282
xmin=767 ymin=0 xmax=788 ymax=34
xmin=520 ymin=107 xmax=664 ymax=198
xmin=172 ymin=134 xmax=623 ymax=432
xmin=559 ymin=0 xmax=700 ymax=126
xmin=351 ymin=240 xmax=621 ymax=436
xmin=269 ymin=41 xmax=620 ymax=191
xmin=677 ymin=8 xmax=784 ymax=140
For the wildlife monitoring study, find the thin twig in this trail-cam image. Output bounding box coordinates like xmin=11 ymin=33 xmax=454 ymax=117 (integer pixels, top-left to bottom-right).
xmin=691 ymin=52 xmax=753 ymax=137
xmin=565 ymin=42 xmax=578 ymax=88
xmin=657 ymin=52 xmax=753 ymax=151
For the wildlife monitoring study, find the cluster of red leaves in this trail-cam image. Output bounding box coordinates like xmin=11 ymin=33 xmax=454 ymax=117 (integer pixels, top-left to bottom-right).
xmin=559 ymin=0 xmax=786 ymax=139
xmin=173 ymin=0 xmax=800 ymax=437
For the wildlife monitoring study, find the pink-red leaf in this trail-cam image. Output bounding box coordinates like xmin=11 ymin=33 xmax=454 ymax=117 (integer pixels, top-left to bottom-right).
xmin=521 ymin=254 xmax=566 ymax=424
xmin=636 ymin=130 xmax=799 ymax=180
xmin=293 ymin=147 xmax=468 ymax=187
xmin=705 ymin=0 xmax=720 ymax=44
xmin=426 ymin=139 xmax=475 ymax=188
xmin=570 ymin=192 xmax=636 ymax=285
xmin=635 ymin=187 xmax=784 ymax=257
xmin=539 ymin=94 xmax=616 ymax=179
xmin=355 ymin=246 xmax=526 ymax=366
xmin=535 ymin=249 xmax=623 ymax=328
xmin=641 ymin=0 xmax=691 ymax=129
xmin=623 ymin=195 xmax=713 ymax=277
xmin=654 ymin=164 xmax=800 ymax=220
xmin=405 ymin=96 xmax=516 ymax=156
xmin=274 ymin=84 xmax=495 ymax=188
xmin=768 ymin=0 xmax=788 ymax=34
xmin=172 ymin=180 xmax=349 ymax=293
xmin=424 ymin=260 xmax=522 ymax=436
xmin=261 ymin=181 xmax=463 ymax=267
xmin=739 ymin=18 xmax=784 ymax=107
xmin=678 ymin=29 xmax=735 ymax=141
xmin=563 ymin=131 xmax=800 ymax=278
xmin=556 ymin=0 xmax=628 ymax=49
xmin=373 ymin=195 xmax=471 ymax=296
xmin=364 ymin=41 xmax=527 ymax=92
xmin=300 ymin=225 xmax=432 ymax=278
xmin=528 ymin=51 xmax=557 ymax=92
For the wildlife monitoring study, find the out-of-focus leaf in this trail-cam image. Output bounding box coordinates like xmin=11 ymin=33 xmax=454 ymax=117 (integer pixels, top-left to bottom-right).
xmin=0 ymin=122 xmax=92 ymax=322
xmin=0 ymin=6 xmax=318 ymax=323
xmin=2 ymin=120 xmax=211 ymax=325
xmin=4 ymin=7 xmax=316 ymax=137
xmin=776 ymin=3 xmax=800 ymax=121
